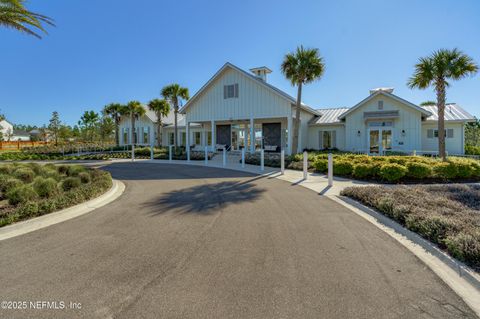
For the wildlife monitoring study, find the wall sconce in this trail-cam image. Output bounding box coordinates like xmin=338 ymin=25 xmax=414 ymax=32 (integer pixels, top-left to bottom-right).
xmin=401 ymin=129 xmax=406 ymax=137
xmin=357 ymin=130 xmax=361 ymax=136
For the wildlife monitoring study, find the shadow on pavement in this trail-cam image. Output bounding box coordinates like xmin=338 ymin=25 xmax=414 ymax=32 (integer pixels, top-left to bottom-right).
xmin=101 ymin=162 xmax=257 ymax=181
xmin=143 ymin=177 xmax=266 ymax=215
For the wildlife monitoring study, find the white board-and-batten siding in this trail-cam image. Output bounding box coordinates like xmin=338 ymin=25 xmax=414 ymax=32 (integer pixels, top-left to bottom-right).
xmin=344 ymin=95 xmax=422 ymax=153
xmin=185 ymin=68 xmax=292 ymax=123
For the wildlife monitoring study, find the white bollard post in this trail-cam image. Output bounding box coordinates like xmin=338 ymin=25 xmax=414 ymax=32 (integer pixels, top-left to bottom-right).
xmin=328 ymin=153 xmax=333 ymax=187
xmin=260 ymin=149 xmax=264 ymax=171
xmin=204 ymin=146 xmax=208 ymax=165
xmin=150 ymin=143 xmax=154 ymax=160
xmin=413 ymin=150 xmax=417 ymax=156
xmin=280 ymin=149 xmax=285 ymax=175
xmin=169 ymin=145 xmax=173 ymax=161
xmin=131 ymin=144 xmax=135 ymax=162
xmin=241 ymin=148 xmax=245 ymax=168
xmin=303 ymin=151 xmax=308 ymax=180
xmin=223 ymin=148 xmax=226 ymax=167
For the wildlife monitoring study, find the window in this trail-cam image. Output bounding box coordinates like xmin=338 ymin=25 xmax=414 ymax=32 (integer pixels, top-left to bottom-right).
xmin=181 ymin=132 xmax=186 ymax=146
xmin=143 ymin=127 xmax=149 ymax=144
xmin=378 ymin=100 xmax=384 ymax=110
xmin=319 ymin=130 xmax=336 ymax=149
xmin=427 ymin=129 xmax=454 ymax=139
xmin=207 ymin=131 xmax=212 ymax=145
xmin=194 ymin=132 xmax=201 ymax=145
xmin=168 ymin=133 xmax=174 ymax=145
xmin=223 ymin=83 xmax=239 ymax=99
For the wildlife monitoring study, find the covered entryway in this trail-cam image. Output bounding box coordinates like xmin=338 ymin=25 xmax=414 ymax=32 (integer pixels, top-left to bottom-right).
xmin=216 ymin=125 xmax=231 ymax=149
xmin=262 ymin=123 xmax=281 ymax=152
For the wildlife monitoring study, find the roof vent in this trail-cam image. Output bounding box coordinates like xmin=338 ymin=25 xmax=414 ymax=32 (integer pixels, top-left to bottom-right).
xmin=250 ymin=66 xmax=272 ymax=82
xmin=369 ymin=87 xmax=394 ymax=95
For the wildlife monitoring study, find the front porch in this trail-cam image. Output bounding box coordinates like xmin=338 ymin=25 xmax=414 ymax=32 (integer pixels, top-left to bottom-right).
xmin=185 ymin=117 xmax=293 ymax=154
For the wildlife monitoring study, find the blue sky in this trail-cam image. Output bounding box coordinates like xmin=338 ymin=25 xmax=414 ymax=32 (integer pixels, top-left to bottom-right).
xmin=1 ymin=0 xmax=479 ymax=126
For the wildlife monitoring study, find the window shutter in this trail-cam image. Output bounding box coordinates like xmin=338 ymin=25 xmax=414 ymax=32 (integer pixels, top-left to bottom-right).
xmin=427 ymin=129 xmax=433 ymax=138
xmin=331 ymin=130 xmax=337 ymax=148
xmin=223 ymin=85 xmax=227 ymax=99
xmin=447 ymin=129 xmax=454 ymax=138
xmin=234 ymin=83 xmax=239 ymax=98
xmin=318 ymin=131 xmax=323 ymax=149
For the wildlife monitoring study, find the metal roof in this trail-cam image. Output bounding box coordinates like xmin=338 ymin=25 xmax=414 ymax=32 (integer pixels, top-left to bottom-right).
xmin=421 ymin=104 xmax=475 ymax=122
xmin=309 ymin=108 xmax=349 ymax=125
xmin=309 ymin=104 xmax=474 ymax=125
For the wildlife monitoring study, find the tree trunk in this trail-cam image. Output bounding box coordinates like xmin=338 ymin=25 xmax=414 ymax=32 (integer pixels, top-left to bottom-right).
xmin=157 ymin=114 xmax=162 ymax=148
xmin=131 ymin=112 xmax=135 ymax=146
xmin=115 ymin=116 xmax=120 ymax=146
xmin=436 ymin=79 xmax=447 ymax=161
xmin=174 ymin=105 xmax=178 ymax=149
xmin=291 ymin=83 xmax=303 ymax=155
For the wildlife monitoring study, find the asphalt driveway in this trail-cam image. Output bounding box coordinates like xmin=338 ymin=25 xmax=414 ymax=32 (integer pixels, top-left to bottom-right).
xmin=0 ymin=162 xmax=476 ymax=318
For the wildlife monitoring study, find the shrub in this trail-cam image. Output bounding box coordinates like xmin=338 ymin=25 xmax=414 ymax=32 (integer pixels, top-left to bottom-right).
xmin=433 ymin=162 xmax=458 ymax=179
xmin=406 ymin=162 xmax=432 ymax=179
xmin=455 ymin=162 xmax=474 ymax=178
xmin=313 ymin=159 xmax=328 ymax=173
xmin=61 ymin=177 xmax=81 ymax=191
xmin=33 ymin=177 xmax=58 ymax=198
xmin=27 ymin=163 xmax=43 ymax=175
xmin=57 ymin=165 xmax=69 ymax=175
xmin=0 ymin=164 xmax=14 ymax=175
xmin=6 ymin=184 xmax=38 ymax=205
xmin=16 ymin=201 xmax=39 ymax=218
xmin=13 ymin=168 xmax=35 ymax=183
xmin=67 ymin=165 xmax=86 ymax=177
xmin=333 ymin=161 xmax=353 ymax=176
xmin=445 ymin=231 xmax=480 ymax=266
xmin=78 ymin=172 xmax=91 ymax=184
xmin=42 ymin=168 xmax=61 ymax=181
xmin=352 ymin=163 xmax=374 ymax=179
xmin=0 ymin=177 xmax=23 ymax=193
xmin=379 ymin=163 xmax=407 ymax=182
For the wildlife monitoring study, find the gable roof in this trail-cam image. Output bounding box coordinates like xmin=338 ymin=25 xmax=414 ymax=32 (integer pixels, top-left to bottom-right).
xmin=422 ymin=103 xmax=475 ymax=122
xmin=338 ymin=90 xmax=432 ymax=120
xmin=179 ymin=62 xmax=321 ymax=116
xmin=309 ymin=107 xmax=349 ymax=125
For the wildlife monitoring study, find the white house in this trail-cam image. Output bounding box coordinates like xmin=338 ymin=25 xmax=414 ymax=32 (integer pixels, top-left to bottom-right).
xmin=119 ymin=62 xmax=475 ymax=155
xmin=0 ymin=120 xmax=31 ymax=141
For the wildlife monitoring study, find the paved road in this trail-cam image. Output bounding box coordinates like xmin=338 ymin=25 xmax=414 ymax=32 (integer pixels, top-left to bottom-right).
xmin=0 ymin=163 xmax=476 ymax=319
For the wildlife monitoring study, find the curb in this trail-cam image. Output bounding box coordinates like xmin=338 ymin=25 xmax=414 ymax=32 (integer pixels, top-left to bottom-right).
xmin=0 ymin=179 xmax=125 ymax=241
xmin=330 ymin=195 xmax=480 ymax=317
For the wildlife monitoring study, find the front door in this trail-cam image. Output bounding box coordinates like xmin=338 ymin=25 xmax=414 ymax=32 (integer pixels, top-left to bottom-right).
xmin=216 ymin=125 xmax=231 ymax=149
xmin=368 ymin=128 xmax=392 ymax=155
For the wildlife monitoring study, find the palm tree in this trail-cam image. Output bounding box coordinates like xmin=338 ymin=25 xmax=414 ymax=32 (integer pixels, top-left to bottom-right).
xmin=161 ymin=84 xmax=189 ymax=148
xmin=0 ymin=0 xmax=54 ymax=38
xmin=147 ymin=98 xmax=170 ymax=147
xmin=408 ymin=49 xmax=478 ymax=161
xmin=103 ymin=103 xmax=125 ymax=146
xmin=281 ymin=45 xmax=325 ymax=154
xmin=123 ymin=101 xmax=146 ymax=145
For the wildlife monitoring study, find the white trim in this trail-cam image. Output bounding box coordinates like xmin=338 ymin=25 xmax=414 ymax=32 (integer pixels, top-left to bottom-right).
xmin=338 ymin=91 xmax=432 ymax=120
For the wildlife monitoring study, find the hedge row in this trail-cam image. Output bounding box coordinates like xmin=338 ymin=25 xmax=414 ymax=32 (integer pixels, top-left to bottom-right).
xmin=341 ymin=185 xmax=480 ymax=271
xmin=313 ymin=155 xmax=480 ymax=182
xmin=0 ymin=163 xmax=112 ymax=227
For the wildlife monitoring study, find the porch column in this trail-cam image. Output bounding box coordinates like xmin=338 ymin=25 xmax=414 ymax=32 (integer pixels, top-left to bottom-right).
xmin=287 ymin=115 xmax=293 ymax=155
xmin=186 ymin=122 xmax=190 ymax=150
xmin=211 ymin=120 xmax=215 ymax=151
xmin=202 ymin=124 xmax=206 ymax=146
xmin=250 ymin=117 xmax=255 ymax=153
